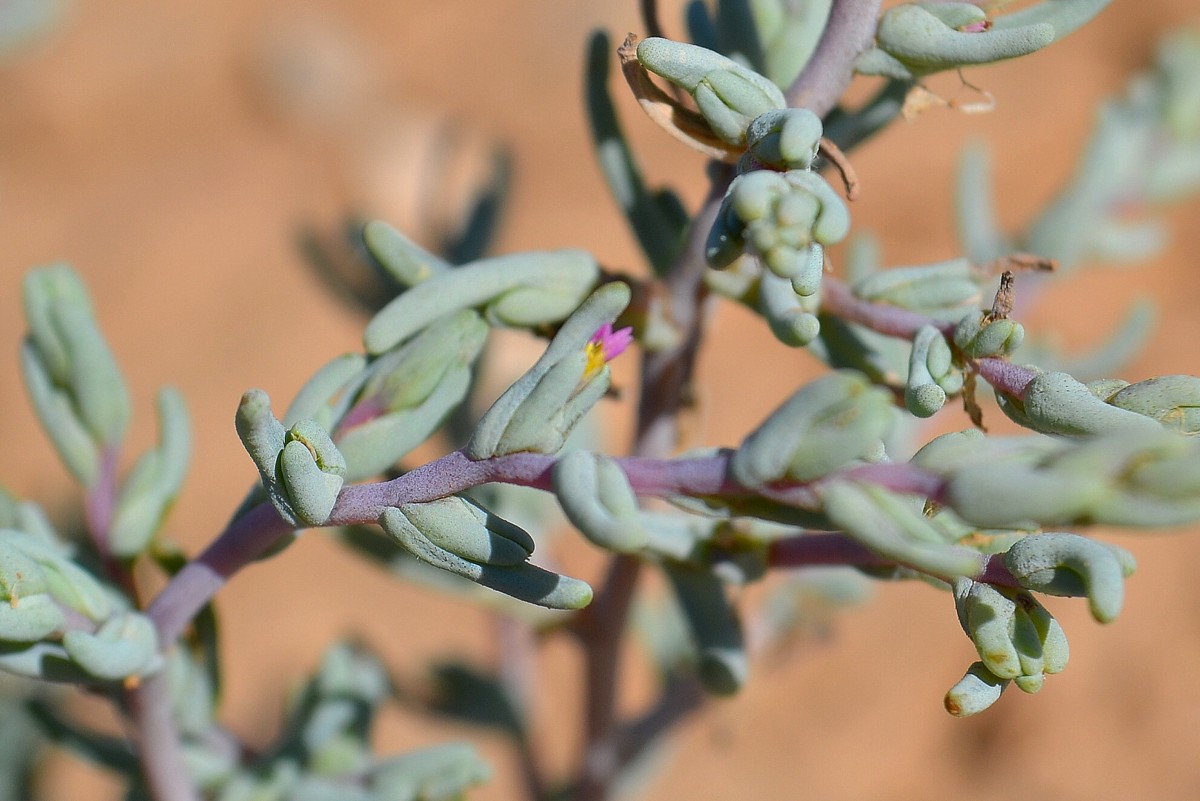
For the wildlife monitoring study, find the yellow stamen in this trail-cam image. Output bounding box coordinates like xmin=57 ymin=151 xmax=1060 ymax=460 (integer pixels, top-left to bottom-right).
xmin=583 ymin=340 xmax=607 ymax=379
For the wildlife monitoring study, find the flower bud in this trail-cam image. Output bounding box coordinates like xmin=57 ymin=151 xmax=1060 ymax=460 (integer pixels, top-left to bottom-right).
xmin=236 ymin=392 xmax=347 ymax=527
xmin=635 ymin=38 xmax=785 ymax=147
xmin=467 ymin=283 xmax=631 ymax=460
xmin=952 ymin=313 xmax=1024 ymax=358
xmin=905 ymin=325 xmax=954 ymax=417
xmin=953 ymin=578 xmax=1067 ymax=684
xmin=277 ymin=421 xmax=347 ymax=527
xmin=945 ymin=661 xmax=1009 ymax=717
xmin=746 ymin=108 xmax=823 ymax=170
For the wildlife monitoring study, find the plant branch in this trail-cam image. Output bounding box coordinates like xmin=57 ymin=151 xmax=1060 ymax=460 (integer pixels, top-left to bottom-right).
xmin=570 ymin=164 xmax=734 ymax=801
xmin=818 ymin=276 xmax=1040 ymax=397
xmin=147 ymin=449 xmax=951 ymax=648
xmin=146 ymin=502 xmax=292 ymax=645
xmin=126 ymin=673 xmax=200 ymax=801
xmin=768 ymin=531 xmax=894 ymax=569
xmin=820 ymin=276 xmax=956 ymax=339
xmin=571 ymin=553 xmax=643 ymax=801
xmin=768 ymin=530 xmax=1008 ymax=585
xmin=85 ymin=445 xmax=139 ymax=600
xmin=84 ymin=445 xmax=120 ymax=551
xmin=611 ymin=675 xmax=705 ymax=777
xmin=635 ymin=165 xmax=734 ymax=454
xmin=786 ymin=0 xmax=883 ymax=114
xmin=975 ymin=357 xmax=1037 ymax=397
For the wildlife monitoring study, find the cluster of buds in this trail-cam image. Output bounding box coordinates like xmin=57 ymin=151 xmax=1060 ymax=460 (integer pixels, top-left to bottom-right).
xmin=630 ymin=38 xmax=850 ymax=347
xmin=198 ymin=643 xmax=489 ymax=799
xmin=237 ymin=393 xmax=348 ymax=528
xmin=945 ymin=532 xmax=1134 ymax=716
xmin=22 ymin=266 xmax=192 ymax=558
xmin=0 ymin=492 xmax=161 ymax=684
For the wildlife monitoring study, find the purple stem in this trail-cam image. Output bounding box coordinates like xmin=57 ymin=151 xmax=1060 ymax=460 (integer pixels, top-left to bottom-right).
xmin=768 ymin=533 xmax=1024 ymax=588
xmin=975 ymin=357 xmax=1037 ymax=398
xmin=126 ymin=674 xmax=201 ymax=801
xmin=333 ymin=450 xmax=950 ymax=525
xmin=84 ymin=442 xmax=193 ymax=800
xmin=835 ymin=462 xmax=949 ymax=503
xmin=634 ymin=167 xmax=731 ymax=456
xmin=976 ymin=553 xmax=1022 ymax=589
xmin=768 ymin=532 xmax=893 ymax=569
xmin=85 ymin=444 xmax=145 ymax=613
xmin=786 ymin=0 xmax=884 ymax=114
xmin=574 ymin=167 xmax=731 ymax=801
xmin=146 ymin=502 xmax=292 ymax=645
xmin=821 ymin=277 xmax=955 ymax=339
xmin=84 ymin=444 xmax=120 ymax=550
xmin=146 ymin=449 xmax=951 ymax=649
xmin=819 ymin=276 xmax=1041 ymax=400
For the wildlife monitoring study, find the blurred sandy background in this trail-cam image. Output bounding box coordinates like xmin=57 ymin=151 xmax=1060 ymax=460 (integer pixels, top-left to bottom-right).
xmin=2 ymin=1 xmax=1200 ymax=799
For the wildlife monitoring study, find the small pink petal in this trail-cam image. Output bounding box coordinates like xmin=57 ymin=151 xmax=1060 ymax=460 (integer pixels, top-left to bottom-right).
xmin=602 ymin=326 xmax=634 ymax=360
xmin=588 ymin=323 xmax=634 ymax=362
xmin=589 ymin=323 xmax=614 ymax=345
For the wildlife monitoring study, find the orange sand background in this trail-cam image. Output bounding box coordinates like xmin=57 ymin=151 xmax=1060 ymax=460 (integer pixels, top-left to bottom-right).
xmin=2 ymin=2 xmax=1200 ymax=799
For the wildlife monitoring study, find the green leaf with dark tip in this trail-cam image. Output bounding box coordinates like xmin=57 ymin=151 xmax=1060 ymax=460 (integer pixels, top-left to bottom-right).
xmin=662 ymin=561 xmax=747 ymax=696
xmin=426 ymin=661 xmax=526 ymax=739
xmin=380 ymin=508 xmax=592 ymax=610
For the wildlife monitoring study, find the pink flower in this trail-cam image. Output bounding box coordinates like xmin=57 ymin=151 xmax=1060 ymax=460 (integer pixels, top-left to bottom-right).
xmin=584 ymin=323 xmax=634 ymax=377
xmin=959 ymin=19 xmax=991 ymax=33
